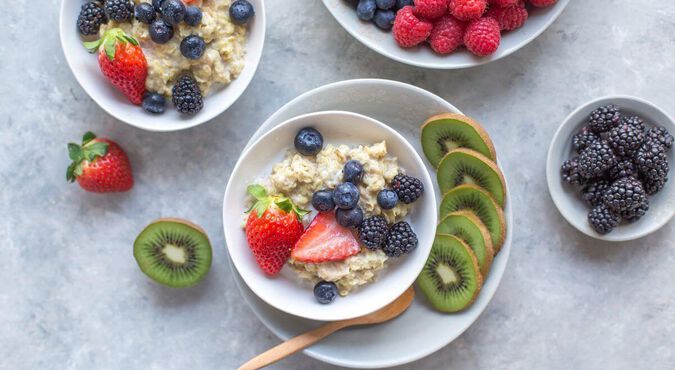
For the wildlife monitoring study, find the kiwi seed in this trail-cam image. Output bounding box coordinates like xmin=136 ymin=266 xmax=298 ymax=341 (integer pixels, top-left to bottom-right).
xmin=421 ymin=113 xmax=497 ymax=168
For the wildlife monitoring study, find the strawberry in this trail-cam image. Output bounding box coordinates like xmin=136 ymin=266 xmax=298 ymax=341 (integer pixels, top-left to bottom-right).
xmin=245 ymin=185 xmax=308 ymax=276
xmin=84 ymin=28 xmax=147 ymax=105
xmin=292 ymin=212 xmax=361 ymax=264
xmin=66 ymin=132 xmax=134 ymax=193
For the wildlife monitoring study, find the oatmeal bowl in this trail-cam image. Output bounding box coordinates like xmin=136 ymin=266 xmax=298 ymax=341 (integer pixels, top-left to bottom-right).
xmin=60 ymin=0 xmax=265 ymax=131
xmin=223 ymin=111 xmax=437 ymax=321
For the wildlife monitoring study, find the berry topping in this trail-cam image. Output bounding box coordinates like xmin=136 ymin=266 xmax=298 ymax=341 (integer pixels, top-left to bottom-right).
xmin=134 ymin=2 xmax=157 ymax=24
xmin=152 ymin=0 xmax=165 ymax=12
xmin=393 ymin=6 xmax=433 ymax=48
xmin=333 ymin=182 xmax=360 ymax=209
xmin=373 ymin=10 xmax=396 ymax=30
xmin=377 ymin=189 xmax=399 ymax=209
xmin=149 ymin=19 xmax=174 ymax=44
xmin=343 ymin=160 xmax=364 ymax=184
xmin=449 ymin=0 xmax=488 ymax=21
xmin=588 ymin=204 xmax=620 ymax=235
xmin=588 ymin=104 xmax=621 ymax=133
xmin=391 ymin=173 xmax=424 ymax=204
xmin=357 ymin=0 xmax=377 ymax=21
xmin=336 ymin=206 xmax=365 ymax=228
xmin=463 ymin=17 xmax=501 ymax=56
xmin=77 ymin=2 xmax=108 ymax=36
xmin=376 ymin=0 xmax=396 ymax=9
xmin=292 ymin=212 xmax=361 ymax=263
xmin=428 ymin=15 xmax=465 ymax=55
xmin=314 ymin=281 xmax=339 ymax=304
xmin=358 ymin=216 xmax=388 ymax=249
xmin=312 ymin=189 xmax=336 ymax=212
xmin=180 ymin=35 xmax=206 ymax=60
xmin=412 ymin=0 xmax=448 ymax=20
xmin=294 ymin=127 xmax=324 ymax=156
xmin=184 ymin=6 xmax=203 ymax=26
xmin=105 ymin=0 xmax=134 ymax=22
xmin=172 ymin=74 xmax=203 ymax=114
xmin=142 ymin=92 xmax=166 ymax=114
xmin=229 ymin=0 xmax=255 ymax=24
xmin=383 ymin=221 xmax=418 ymax=257
xmin=160 ymin=0 xmax=186 ymax=25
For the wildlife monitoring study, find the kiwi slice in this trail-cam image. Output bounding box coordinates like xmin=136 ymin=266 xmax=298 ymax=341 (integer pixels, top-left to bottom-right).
xmin=437 ymin=148 xmax=506 ymax=208
xmin=421 ymin=113 xmax=497 ymax=168
xmin=440 ymin=184 xmax=506 ymax=252
xmin=133 ymin=218 xmax=213 ymax=288
xmin=417 ymin=234 xmax=483 ymax=313
xmin=438 ymin=211 xmax=494 ymax=277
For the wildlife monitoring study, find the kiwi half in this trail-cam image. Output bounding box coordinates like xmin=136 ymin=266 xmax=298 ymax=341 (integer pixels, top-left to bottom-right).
xmin=417 ymin=234 xmax=483 ymax=313
xmin=133 ymin=218 xmax=212 ymax=288
xmin=438 ymin=211 xmax=494 ymax=277
xmin=440 ymin=184 xmax=506 ymax=252
xmin=437 ymin=148 xmax=506 ymax=208
xmin=421 ymin=113 xmax=497 ymax=168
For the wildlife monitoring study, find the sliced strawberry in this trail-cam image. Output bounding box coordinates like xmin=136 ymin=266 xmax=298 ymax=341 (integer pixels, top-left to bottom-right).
xmin=292 ymin=212 xmax=361 ymax=263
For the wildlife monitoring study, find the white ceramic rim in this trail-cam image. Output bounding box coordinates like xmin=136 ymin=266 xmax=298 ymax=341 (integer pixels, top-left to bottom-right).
xmin=58 ymin=0 xmax=266 ymax=132
xmin=546 ymin=95 xmax=675 ymax=242
xmin=320 ymin=0 xmax=570 ymax=70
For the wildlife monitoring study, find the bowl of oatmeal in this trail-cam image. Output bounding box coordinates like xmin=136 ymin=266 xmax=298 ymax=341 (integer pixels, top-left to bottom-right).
xmin=59 ymin=0 xmax=265 ymax=131
xmin=223 ymin=111 xmax=437 ymax=321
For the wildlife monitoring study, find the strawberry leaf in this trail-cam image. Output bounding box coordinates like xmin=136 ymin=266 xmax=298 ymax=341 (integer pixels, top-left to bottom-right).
xmin=68 ymin=143 xmax=83 ymax=162
xmin=82 ymin=132 xmax=96 ymax=145
xmin=83 ymin=39 xmax=103 ymax=53
xmin=247 ymin=184 xmax=267 ymax=200
xmin=84 ymin=142 xmax=109 ymax=162
xmin=66 ymin=163 xmax=77 ymax=182
xmin=274 ymin=198 xmax=293 ymax=213
xmin=104 ymin=38 xmax=116 ymax=61
xmin=253 ymin=200 xmax=270 ymax=217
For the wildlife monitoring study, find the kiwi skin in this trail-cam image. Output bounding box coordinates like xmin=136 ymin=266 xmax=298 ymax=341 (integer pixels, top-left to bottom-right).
xmin=421 ymin=113 xmax=497 ymax=168
xmin=438 ymin=210 xmax=494 ymax=277
xmin=133 ymin=218 xmax=213 ymax=288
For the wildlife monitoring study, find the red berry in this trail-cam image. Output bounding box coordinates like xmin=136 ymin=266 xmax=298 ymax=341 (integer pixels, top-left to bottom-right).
xmin=489 ymin=0 xmax=520 ymax=7
xmin=529 ymin=0 xmax=557 ymax=7
xmin=428 ymin=15 xmax=466 ymax=54
xmin=393 ymin=6 xmax=433 ymax=48
xmin=487 ymin=4 xmax=528 ymax=31
xmin=291 ymin=212 xmax=361 ymax=264
xmin=66 ymin=132 xmax=134 ymax=193
xmin=412 ymin=0 xmax=447 ymax=20
xmin=464 ymin=17 xmax=501 ymax=56
xmin=448 ymin=0 xmax=487 ymax=21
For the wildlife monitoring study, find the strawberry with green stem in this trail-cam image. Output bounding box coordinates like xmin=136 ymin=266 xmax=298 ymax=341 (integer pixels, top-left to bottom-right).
xmin=67 ymin=132 xmax=134 ymax=193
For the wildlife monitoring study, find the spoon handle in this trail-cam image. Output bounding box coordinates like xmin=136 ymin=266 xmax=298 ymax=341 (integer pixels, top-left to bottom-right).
xmin=238 ymin=321 xmax=349 ymax=370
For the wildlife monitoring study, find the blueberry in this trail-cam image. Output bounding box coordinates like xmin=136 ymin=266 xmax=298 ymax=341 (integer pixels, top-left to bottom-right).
xmin=333 ymin=182 xmax=360 ymax=209
xmin=376 ymin=0 xmax=396 ymax=9
xmin=373 ymin=9 xmax=395 ymax=30
xmin=314 ymin=281 xmax=338 ymax=304
xmin=336 ymin=207 xmax=364 ymax=228
xmin=152 ymin=0 xmax=165 ymax=12
xmin=342 ymin=160 xmax=364 ymax=184
xmin=180 ymin=35 xmax=206 ymax=59
xmin=395 ymin=0 xmax=413 ymax=9
xmin=142 ymin=92 xmax=166 ymax=114
xmin=356 ymin=0 xmax=377 ymax=21
xmin=229 ymin=0 xmax=255 ymax=25
xmin=377 ymin=189 xmax=399 ymax=210
xmin=149 ymin=19 xmax=174 ymax=44
xmin=294 ymin=127 xmax=323 ymax=156
xmin=184 ymin=6 xmax=202 ymax=26
xmin=135 ymin=3 xmax=156 ymax=24
xmin=160 ymin=0 xmax=185 ymax=25
xmin=312 ymin=190 xmax=335 ymax=212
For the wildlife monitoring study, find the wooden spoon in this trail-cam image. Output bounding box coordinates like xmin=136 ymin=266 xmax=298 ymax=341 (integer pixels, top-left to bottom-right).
xmin=238 ymin=286 xmax=416 ymax=370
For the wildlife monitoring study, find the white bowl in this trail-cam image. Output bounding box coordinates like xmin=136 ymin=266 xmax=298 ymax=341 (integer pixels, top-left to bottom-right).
xmin=59 ymin=0 xmax=266 ymax=132
xmin=321 ymin=0 xmax=569 ymax=69
xmin=223 ymin=110 xmax=437 ymax=321
xmin=547 ymin=95 xmax=675 ymax=242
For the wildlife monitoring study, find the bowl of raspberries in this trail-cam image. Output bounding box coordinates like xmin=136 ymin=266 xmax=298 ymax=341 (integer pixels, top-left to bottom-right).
xmin=547 ymin=96 xmax=675 ymax=241
xmin=323 ymin=0 xmax=568 ymax=69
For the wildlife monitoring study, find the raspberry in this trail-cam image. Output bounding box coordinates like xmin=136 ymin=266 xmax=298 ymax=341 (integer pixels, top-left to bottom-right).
xmin=428 ymin=15 xmax=465 ymax=54
xmin=528 ymin=0 xmax=557 ymax=7
xmin=490 ymin=0 xmax=520 ymax=6
xmin=486 ymin=4 xmax=528 ymax=31
xmin=449 ymin=0 xmax=487 ymax=21
xmin=393 ymin=6 xmax=433 ymax=48
xmin=412 ymin=0 xmax=447 ymax=20
xmin=463 ymin=17 xmax=501 ymax=56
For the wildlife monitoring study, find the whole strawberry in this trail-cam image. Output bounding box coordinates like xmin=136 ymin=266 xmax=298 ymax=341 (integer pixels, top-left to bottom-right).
xmin=84 ymin=28 xmax=147 ymax=105
xmin=245 ymin=185 xmax=308 ymax=276
xmin=66 ymin=132 xmax=134 ymax=193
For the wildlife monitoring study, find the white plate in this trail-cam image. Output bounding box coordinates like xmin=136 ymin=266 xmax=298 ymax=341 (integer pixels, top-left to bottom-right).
xmin=223 ymin=110 xmax=437 ymax=321
xmin=321 ymin=0 xmax=569 ymax=69
xmin=227 ymin=79 xmax=513 ymax=368
xmin=546 ymin=95 xmax=675 ymax=241
xmin=59 ymin=0 xmax=266 ymax=132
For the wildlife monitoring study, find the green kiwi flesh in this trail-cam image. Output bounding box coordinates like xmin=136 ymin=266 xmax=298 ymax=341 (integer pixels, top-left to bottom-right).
xmin=438 ymin=211 xmax=494 ymax=277
xmin=421 ymin=113 xmax=497 ymax=168
xmin=437 ymin=148 xmax=506 ymax=208
xmin=440 ymin=184 xmax=506 ymax=252
xmin=134 ymin=218 xmax=213 ymax=288
xmin=417 ymin=234 xmax=483 ymax=313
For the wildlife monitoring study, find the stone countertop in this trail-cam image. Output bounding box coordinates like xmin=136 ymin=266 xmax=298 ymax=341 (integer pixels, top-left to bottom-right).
xmin=1 ymin=1 xmax=674 ymax=369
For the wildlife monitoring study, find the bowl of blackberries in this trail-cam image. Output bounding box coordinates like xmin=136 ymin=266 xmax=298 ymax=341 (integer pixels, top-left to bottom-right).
xmin=547 ymin=96 xmax=675 ymax=241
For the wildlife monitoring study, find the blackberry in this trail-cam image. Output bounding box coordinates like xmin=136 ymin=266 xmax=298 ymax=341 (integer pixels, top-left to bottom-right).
xmin=588 ymin=204 xmax=620 ymax=234
xmin=620 ymin=198 xmax=649 ymax=223
xmin=607 ymin=123 xmax=644 ymax=156
xmin=620 ymin=115 xmax=646 ymax=132
xmin=391 ymin=173 xmax=423 ymax=204
xmin=383 ymin=221 xmax=418 ymax=257
xmin=572 ymin=128 xmax=600 ymax=153
xmin=602 ymin=176 xmax=646 ymax=212
xmin=608 ymin=157 xmax=636 ymax=180
xmin=581 ymin=179 xmax=610 ymax=207
xmin=634 ymin=141 xmax=669 ymax=181
xmin=588 ymin=104 xmax=621 ymax=133
xmin=358 ymin=216 xmax=388 ymax=250
xmin=77 ymin=2 xmax=107 ymax=36
xmin=577 ymin=140 xmax=617 ymax=179
xmin=172 ymin=74 xmax=203 ymax=114
xmin=646 ymin=126 xmax=673 ymax=150
xmin=105 ymin=0 xmax=134 ymax=22
xmin=560 ymin=157 xmax=585 ymax=186
xmin=641 ymin=176 xmax=667 ymax=196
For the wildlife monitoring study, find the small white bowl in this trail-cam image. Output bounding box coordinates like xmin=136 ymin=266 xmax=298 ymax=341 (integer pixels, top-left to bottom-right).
xmin=223 ymin=110 xmax=437 ymax=321
xmin=547 ymin=96 xmax=675 ymax=241
xmin=321 ymin=0 xmax=569 ymax=69
xmin=59 ymin=0 xmax=266 ymax=132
